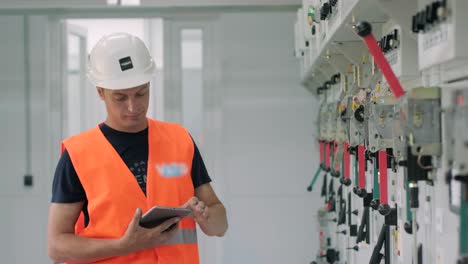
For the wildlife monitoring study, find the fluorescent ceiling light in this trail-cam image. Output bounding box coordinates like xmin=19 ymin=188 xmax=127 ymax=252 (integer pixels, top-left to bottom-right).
xmin=107 ymin=0 xmax=141 ymax=6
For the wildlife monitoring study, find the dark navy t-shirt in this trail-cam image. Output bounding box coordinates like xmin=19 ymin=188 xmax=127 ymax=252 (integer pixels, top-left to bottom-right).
xmin=51 ymin=123 xmax=211 ymax=226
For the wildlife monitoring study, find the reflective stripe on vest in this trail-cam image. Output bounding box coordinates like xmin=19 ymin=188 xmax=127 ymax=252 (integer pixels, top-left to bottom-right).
xmin=162 ymin=228 xmax=198 ymax=246
xmin=63 ymin=119 xmax=199 ymax=264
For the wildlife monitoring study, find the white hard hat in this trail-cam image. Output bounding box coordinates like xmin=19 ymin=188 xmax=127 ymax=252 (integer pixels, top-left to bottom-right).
xmin=87 ymin=33 xmax=155 ymax=90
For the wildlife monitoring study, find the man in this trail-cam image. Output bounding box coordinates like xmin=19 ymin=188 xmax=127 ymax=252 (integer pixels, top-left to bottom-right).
xmin=47 ymin=33 xmax=228 ymax=264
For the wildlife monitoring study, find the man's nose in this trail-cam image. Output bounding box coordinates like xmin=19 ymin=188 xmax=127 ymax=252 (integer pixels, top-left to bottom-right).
xmin=128 ymin=98 xmax=136 ymax=112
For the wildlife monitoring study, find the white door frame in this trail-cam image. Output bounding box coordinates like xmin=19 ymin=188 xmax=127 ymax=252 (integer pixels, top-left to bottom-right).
xmin=162 ymin=17 xmax=217 ymax=123
xmin=61 ymin=23 xmax=88 ymax=138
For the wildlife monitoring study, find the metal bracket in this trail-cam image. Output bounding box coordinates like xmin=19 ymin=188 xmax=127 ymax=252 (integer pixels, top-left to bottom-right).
xmin=349 ymin=105 xmax=366 ymax=146
xmin=393 ymin=101 xmax=407 ymax=162
xmin=406 ymin=86 xmax=442 ymax=156
xmin=368 ymin=96 xmax=397 ymax=152
xmin=319 ymin=101 xmax=330 ymax=140
xmin=325 ymin=102 xmax=339 ymax=142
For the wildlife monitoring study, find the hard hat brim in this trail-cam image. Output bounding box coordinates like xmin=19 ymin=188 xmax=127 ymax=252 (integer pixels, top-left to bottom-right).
xmin=88 ymin=74 xmax=153 ymax=90
xmin=88 ymin=68 xmax=154 ymax=90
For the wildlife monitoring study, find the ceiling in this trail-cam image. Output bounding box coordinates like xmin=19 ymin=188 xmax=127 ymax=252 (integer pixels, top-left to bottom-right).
xmin=0 ymin=0 xmax=301 ymax=8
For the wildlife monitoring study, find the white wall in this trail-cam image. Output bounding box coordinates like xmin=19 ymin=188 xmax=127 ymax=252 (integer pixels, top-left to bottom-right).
xmin=0 ymin=16 xmax=27 ymax=196
xmin=162 ymin=12 xmax=321 ymax=264
xmin=214 ymin=12 xmax=320 ymax=264
xmin=67 ymin=19 xmax=146 ymax=54
xmin=0 ymin=15 xmax=54 ymax=263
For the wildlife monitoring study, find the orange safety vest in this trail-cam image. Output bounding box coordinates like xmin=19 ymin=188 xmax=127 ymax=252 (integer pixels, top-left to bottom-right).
xmin=62 ymin=118 xmax=199 ymax=264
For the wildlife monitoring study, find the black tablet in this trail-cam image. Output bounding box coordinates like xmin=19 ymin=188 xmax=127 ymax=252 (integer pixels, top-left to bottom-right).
xmin=139 ymin=206 xmax=192 ymax=229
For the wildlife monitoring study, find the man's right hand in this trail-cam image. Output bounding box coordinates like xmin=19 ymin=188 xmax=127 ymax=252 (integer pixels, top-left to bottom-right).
xmin=119 ymin=208 xmax=181 ymax=255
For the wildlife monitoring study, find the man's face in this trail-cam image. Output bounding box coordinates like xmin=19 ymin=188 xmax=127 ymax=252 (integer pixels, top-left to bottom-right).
xmin=97 ymin=83 xmax=150 ymax=132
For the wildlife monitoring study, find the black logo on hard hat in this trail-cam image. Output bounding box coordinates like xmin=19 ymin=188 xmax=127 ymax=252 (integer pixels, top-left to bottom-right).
xmin=119 ymin=56 xmax=133 ymax=71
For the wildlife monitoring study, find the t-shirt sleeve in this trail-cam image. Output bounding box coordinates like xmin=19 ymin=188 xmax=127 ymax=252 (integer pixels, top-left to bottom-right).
xmin=191 ymin=140 xmax=212 ymax=188
xmin=51 ymin=149 xmax=87 ymax=203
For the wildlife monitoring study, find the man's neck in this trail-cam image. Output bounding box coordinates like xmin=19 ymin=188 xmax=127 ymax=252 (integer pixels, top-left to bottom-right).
xmin=104 ymin=118 xmax=148 ymax=133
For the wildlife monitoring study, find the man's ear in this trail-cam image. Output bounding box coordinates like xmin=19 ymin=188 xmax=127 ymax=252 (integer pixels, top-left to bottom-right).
xmin=97 ymin=87 xmax=105 ymax=100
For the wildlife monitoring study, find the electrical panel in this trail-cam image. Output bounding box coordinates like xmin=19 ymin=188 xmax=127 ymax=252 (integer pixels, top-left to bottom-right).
xmin=295 ymin=0 xmax=467 ymax=263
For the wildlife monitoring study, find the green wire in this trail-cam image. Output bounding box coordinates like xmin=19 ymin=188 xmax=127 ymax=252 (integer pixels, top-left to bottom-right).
xmin=309 ymin=167 xmax=322 ymax=190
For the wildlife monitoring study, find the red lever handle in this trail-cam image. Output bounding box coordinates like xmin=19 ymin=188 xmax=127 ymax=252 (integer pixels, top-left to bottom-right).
xmin=325 ymin=142 xmax=331 ymax=169
xmin=333 ymin=141 xmax=341 ymax=173
xmin=378 ymin=150 xmax=388 ymax=205
xmin=356 ymin=21 xmax=405 ymax=98
xmin=319 ymin=141 xmax=324 ymax=164
xmin=358 ymin=145 xmax=366 ymax=189
xmin=344 ymin=142 xmax=350 ymax=179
